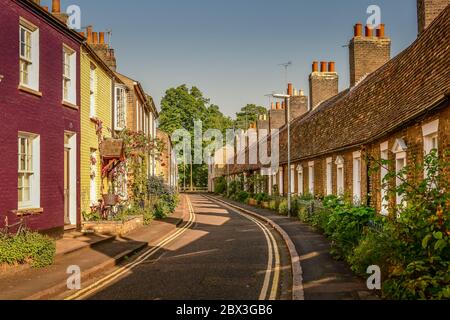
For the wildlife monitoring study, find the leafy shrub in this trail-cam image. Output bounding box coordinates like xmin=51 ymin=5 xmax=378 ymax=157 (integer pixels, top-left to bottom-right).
xmin=0 ymin=231 xmax=56 ymax=268
xmin=278 ymin=199 xmax=289 ymax=216
xmin=269 ymin=199 xmax=279 ymax=211
xmin=236 ymin=191 xmax=249 ymax=203
xmin=148 ymin=176 xmax=179 ymax=222
xmin=214 ymin=177 xmax=227 ymax=195
xmin=254 ymin=193 xmax=270 ymax=204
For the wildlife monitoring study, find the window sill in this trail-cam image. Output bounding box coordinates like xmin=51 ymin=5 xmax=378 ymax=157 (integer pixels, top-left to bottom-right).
xmin=13 ymin=208 xmax=44 ymax=217
xmin=18 ymin=85 xmax=42 ymax=97
xmin=62 ymin=100 xmax=79 ymax=110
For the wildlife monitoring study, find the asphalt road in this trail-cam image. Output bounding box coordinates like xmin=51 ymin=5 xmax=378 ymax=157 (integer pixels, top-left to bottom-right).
xmin=74 ymin=194 xmax=292 ymax=300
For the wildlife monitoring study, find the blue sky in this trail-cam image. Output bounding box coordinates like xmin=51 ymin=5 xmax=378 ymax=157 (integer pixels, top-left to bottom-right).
xmin=44 ymin=0 xmax=418 ymax=117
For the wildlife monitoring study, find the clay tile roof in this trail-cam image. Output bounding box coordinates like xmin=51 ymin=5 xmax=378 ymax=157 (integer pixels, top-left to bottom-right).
xmin=229 ymin=5 xmax=450 ymax=174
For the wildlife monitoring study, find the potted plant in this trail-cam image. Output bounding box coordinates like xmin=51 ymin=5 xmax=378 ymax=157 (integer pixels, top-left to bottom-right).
xmin=103 ymin=184 xmax=117 ymax=206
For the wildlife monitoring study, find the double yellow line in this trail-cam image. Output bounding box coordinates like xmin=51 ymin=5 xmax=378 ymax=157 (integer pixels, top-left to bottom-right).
xmin=65 ymin=197 xmax=196 ymax=300
xmin=204 ymin=196 xmax=281 ymax=301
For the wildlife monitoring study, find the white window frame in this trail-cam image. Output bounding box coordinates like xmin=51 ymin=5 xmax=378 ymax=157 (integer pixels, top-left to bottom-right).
xmin=380 ymin=142 xmax=389 ymax=216
xmin=392 ymin=139 xmax=408 ymax=208
xmin=19 ymin=18 xmax=39 ymax=91
xmin=353 ymin=151 xmax=362 ymax=204
xmin=18 ymin=133 xmax=40 ymax=209
xmin=422 ymin=120 xmax=439 ymax=180
xmin=89 ymin=149 xmax=98 ymax=205
xmin=326 ymin=157 xmax=333 ymax=196
xmin=297 ymin=165 xmax=304 ymax=196
xmin=114 ymin=85 xmax=127 ymax=130
xmin=308 ymin=161 xmax=314 ymax=195
xmin=290 ymin=165 xmax=295 ymax=195
xmin=62 ymin=45 xmax=76 ymax=105
xmin=278 ymin=166 xmax=284 ymax=196
xmin=336 ymin=156 xmax=345 ymax=196
xmin=89 ymin=64 xmax=96 ymax=118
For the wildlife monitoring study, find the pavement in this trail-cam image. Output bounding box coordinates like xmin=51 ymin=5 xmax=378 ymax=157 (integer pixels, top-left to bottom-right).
xmin=0 ymin=195 xmax=189 ymax=300
xmin=214 ymin=196 xmax=379 ymax=300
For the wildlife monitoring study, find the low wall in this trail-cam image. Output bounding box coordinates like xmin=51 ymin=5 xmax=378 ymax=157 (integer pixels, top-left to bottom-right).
xmin=82 ymin=216 xmax=144 ymax=236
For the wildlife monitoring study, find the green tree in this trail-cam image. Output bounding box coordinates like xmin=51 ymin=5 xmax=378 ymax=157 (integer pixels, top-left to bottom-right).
xmin=159 ymin=85 xmax=232 ymax=188
xmin=234 ymin=104 xmax=267 ymax=130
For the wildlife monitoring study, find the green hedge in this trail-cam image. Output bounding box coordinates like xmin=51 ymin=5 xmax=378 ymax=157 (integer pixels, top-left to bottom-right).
xmin=0 ymin=231 xmax=56 ymax=268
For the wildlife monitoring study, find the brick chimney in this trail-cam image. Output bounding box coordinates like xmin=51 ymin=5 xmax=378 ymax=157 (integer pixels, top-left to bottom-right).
xmin=269 ymin=101 xmax=286 ymax=130
xmin=285 ymin=83 xmax=308 ymax=122
xmin=417 ymin=0 xmax=450 ymax=34
xmin=51 ymin=0 xmax=69 ymax=25
xmin=87 ymin=27 xmax=118 ymax=71
xmin=309 ymin=61 xmax=339 ymax=110
xmin=349 ymin=23 xmax=391 ymax=87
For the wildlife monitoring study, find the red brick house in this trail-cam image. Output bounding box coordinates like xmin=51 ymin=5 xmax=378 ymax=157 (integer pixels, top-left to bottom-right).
xmin=223 ymin=2 xmax=450 ymax=215
xmin=0 ymin=0 xmax=84 ymax=236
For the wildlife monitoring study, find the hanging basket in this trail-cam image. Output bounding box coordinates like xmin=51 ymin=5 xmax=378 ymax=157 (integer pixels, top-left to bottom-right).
xmin=102 ymin=194 xmax=117 ymax=206
xmin=100 ymin=139 xmax=124 ymax=160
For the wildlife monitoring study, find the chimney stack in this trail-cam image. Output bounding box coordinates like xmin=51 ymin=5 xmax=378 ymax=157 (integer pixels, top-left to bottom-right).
xmin=270 ymin=100 xmax=286 ymax=130
xmin=417 ymin=0 xmax=450 ymax=35
xmin=52 ymin=0 xmax=60 ymax=13
xmin=349 ymin=23 xmax=391 ymax=87
xmin=51 ymin=0 xmax=69 ymax=25
xmin=309 ymin=61 xmax=339 ymax=110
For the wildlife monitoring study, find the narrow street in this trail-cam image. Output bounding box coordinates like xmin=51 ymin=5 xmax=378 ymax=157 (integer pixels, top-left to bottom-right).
xmin=63 ymin=194 xmax=292 ymax=300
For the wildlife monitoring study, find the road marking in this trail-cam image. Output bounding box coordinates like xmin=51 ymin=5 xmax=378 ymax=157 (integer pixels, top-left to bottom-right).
xmin=204 ymin=195 xmax=281 ymax=301
xmin=65 ymin=196 xmax=197 ymax=300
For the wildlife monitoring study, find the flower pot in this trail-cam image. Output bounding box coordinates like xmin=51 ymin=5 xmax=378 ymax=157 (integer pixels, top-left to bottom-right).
xmin=100 ymin=139 xmax=124 ymax=160
xmin=102 ymin=194 xmax=117 ymax=206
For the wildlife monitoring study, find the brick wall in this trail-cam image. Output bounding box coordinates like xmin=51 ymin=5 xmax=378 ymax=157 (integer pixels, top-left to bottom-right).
xmin=288 ymin=95 xmax=308 ymax=122
xmin=269 ymin=109 xmax=286 ymax=130
xmin=349 ymin=36 xmax=391 ymax=87
xmin=0 ymin=0 xmax=81 ymax=234
xmin=309 ymin=72 xmax=338 ymax=110
xmin=417 ymin=0 xmax=450 ymax=34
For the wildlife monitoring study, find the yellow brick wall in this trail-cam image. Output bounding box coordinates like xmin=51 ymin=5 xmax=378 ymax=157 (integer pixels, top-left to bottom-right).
xmin=80 ymin=47 xmax=113 ymax=214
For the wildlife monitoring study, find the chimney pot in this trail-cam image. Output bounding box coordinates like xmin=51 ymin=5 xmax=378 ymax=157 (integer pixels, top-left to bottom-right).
xmin=312 ymin=61 xmax=319 ymax=73
xmin=287 ymin=83 xmax=293 ymax=96
xmin=365 ymin=25 xmax=373 ymax=37
xmin=276 ymin=102 xmax=281 ymax=110
xmin=354 ymin=23 xmax=363 ymax=37
xmin=99 ymin=32 xmax=105 ymax=44
xmin=328 ymin=61 xmax=335 ymax=73
xmin=320 ymin=61 xmax=327 ymax=73
xmin=92 ymin=32 xmax=99 ymax=44
xmin=271 ymin=102 xmax=275 ymax=110
xmin=52 ymin=0 xmax=60 ymax=13
xmin=299 ymin=89 xmax=305 ymax=96
xmin=87 ymin=26 xmax=93 ymax=43
xmin=376 ymin=24 xmax=385 ymax=38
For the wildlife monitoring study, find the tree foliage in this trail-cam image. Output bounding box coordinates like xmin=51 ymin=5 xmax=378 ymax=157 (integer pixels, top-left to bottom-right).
xmin=234 ymin=104 xmax=267 ymax=130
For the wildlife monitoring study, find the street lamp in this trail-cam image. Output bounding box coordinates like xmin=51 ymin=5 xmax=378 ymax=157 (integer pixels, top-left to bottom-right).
xmin=272 ymin=93 xmax=292 ymax=218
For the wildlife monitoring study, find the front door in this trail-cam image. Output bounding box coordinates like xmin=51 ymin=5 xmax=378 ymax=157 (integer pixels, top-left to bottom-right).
xmin=64 ymin=147 xmax=70 ymax=225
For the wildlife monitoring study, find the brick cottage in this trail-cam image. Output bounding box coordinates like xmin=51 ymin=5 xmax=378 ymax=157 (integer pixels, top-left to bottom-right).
xmin=218 ymin=1 xmax=450 ymax=215
xmin=0 ymin=0 xmax=84 ymax=236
